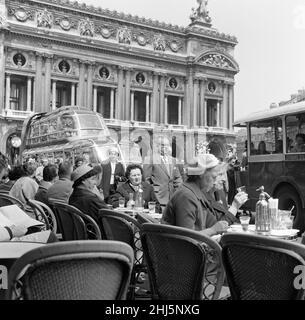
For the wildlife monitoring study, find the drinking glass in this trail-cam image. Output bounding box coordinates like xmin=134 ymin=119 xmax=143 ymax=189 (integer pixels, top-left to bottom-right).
xmin=119 ymin=197 xmax=125 ymax=208
xmin=239 ymin=215 xmax=251 ymax=232
xmin=278 ymin=210 xmax=291 ymax=229
xmin=148 ymin=201 xmax=156 ymax=214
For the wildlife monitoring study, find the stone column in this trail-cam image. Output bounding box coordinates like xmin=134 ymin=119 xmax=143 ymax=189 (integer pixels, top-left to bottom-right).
xmin=199 ymin=78 xmax=206 ymax=126
xmin=5 ymin=73 xmax=10 ymax=110
xmin=27 ymin=77 xmax=32 ymax=112
xmin=93 ymin=86 xmax=97 ymax=112
xmin=116 ymin=66 xmax=124 ymax=119
xmin=193 ymin=78 xmax=199 ymax=127
xmin=229 ymin=84 xmax=234 ymax=130
xmin=124 ymin=68 xmax=131 ymax=121
xmin=71 ymin=83 xmax=75 ymax=106
xmin=146 ymin=92 xmax=150 ymax=122
xmin=164 ymin=95 xmax=168 ymax=124
xmin=152 ymin=72 xmax=159 ymax=123
xmin=222 ymin=83 xmax=229 ymax=129
xmin=35 ymin=53 xmax=43 ymax=112
xmin=0 ymin=34 xmax=5 ymax=112
xmin=216 ymin=101 xmax=221 ymax=127
xmin=77 ymin=60 xmax=86 ymax=107
xmin=110 ymin=88 xmax=115 ymax=119
xmin=204 ymin=100 xmax=207 ymax=126
xmin=87 ymin=62 xmax=94 ymax=110
xmin=184 ymin=69 xmax=193 ymax=127
xmin=130 ymin=90 xmax=134 ymax=121
xmin=178 ymin=97 xmax=182 ymax=125
xmin=44 ymin=54 xmax=53 ymax=112
xmin=159 ymin=74 xmax=166 ymax=124
xmin=52 ymin=80 xmax=57 ymax=110
xmin=32 ymin=78 xmax=36 ymax=111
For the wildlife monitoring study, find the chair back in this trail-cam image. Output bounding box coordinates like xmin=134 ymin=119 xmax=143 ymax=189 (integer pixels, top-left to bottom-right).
xmin=99 ymin=210 xmax=141 ymax=259
xmin=136 ymin=212 xmax=154 ymax=225
xmin=52 ymin=202 xmax=101 ymax=240
xmin=221 ymin=233 xmax=305 ymax=300
xmin=27 ymin=200 xmax=51 ymax=231
xmin=140 ymin=223 xmax=224 ymax=300
xmin=6 ymin=241 xmax=134 ymax=300
xmin=34 ymin=200 xmax=58 ymax=233
xmin=98 ymin=209 xmax=147 ymax=300
xmin=0 ymin=193 xmax=25 ymax=210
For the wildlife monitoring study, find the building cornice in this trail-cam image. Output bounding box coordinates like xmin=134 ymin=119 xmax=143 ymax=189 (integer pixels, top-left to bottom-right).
xmin=12 ymin=0 xmax=238 ymax=44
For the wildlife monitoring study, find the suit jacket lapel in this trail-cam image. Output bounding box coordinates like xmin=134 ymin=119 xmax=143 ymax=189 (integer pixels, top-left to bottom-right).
xmin=155 ymin=155 xmax=170 ymax=177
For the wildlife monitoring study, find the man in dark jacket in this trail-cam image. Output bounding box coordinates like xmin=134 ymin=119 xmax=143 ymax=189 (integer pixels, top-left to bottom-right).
xmin=99 ymin=146 xmax=125 ymax=201
xmin=35 ymin=164 xmax=58 ymax=205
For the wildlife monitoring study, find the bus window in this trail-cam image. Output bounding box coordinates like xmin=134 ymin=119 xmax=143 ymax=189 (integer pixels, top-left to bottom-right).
xmin=249 ymin=118 xmax=283 ymax=155
xmin=286 ymin=113 xmax=305 ymax=153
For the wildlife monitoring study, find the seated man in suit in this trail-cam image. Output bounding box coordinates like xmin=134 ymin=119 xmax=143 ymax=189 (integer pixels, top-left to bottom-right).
xmin=108 ymin=163 xmax=161 ymax=213
xmin=99 ymin=147 xmax=125 ymax=201
xmin=143 ymin=136 xmax=182 ymax=212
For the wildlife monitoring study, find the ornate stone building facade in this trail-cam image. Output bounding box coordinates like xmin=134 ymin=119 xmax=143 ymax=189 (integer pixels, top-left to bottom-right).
xmin=0 ymin=0 xmax=239 ymax=164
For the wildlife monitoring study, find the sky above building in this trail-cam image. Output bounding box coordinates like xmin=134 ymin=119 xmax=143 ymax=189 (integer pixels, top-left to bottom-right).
xmin=83 ymin=0 xmax=305 ymax=122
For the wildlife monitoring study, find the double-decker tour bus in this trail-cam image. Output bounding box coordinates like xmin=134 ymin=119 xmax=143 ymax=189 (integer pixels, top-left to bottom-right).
xmin=234 ymin=100 xmax=305 ymax=232
xmin=20 ymin=106 xmax=125 ymax=166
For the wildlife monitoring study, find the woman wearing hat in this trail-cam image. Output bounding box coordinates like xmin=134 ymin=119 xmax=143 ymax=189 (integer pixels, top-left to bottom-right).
xmin=69 ymin=164 xmax=108 ymax=221
xmin=162 ymin=154 xmax=248 ymax=236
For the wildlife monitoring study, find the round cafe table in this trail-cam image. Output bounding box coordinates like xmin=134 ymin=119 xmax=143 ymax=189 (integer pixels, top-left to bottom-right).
xmin=0 ymin=242 xmax=45 ymax=299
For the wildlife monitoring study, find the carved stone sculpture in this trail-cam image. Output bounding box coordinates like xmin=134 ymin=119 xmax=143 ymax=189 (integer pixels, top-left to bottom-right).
xmin=201 ymin=54 xmax=234 ymax=69
xmin=117 ymin=27 xmax=132 ymax=44
xmin=37 ymin=9 xmax=53 ymax=28
xmin=153 ymin=34 xmax=166 ymax=51
xmin=190 ymin=0 xmax=212 ymax=25
xmin=79 ymin=18 xmax=94 ymax=37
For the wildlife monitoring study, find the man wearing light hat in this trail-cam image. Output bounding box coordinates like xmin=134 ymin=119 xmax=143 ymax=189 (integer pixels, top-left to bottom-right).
xmin=69 ymin=164 xmax=108 ymax=221
xmin=162 ymin=154 xmax=248 ymax=236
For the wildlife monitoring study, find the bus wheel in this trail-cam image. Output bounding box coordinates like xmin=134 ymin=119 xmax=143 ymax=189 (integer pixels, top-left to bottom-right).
xmin=275 ymin=185 xmax=305 ymax=233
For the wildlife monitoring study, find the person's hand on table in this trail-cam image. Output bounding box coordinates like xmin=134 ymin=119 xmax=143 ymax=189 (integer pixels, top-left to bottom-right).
xmin=211 ymin=221 xmax=229 ymax=235
xmin=10 ymin=224 xmax=28 ymax=238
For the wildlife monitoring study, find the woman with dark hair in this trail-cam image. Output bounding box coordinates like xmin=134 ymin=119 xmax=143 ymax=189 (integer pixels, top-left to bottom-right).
xmin=108 ymin=163 xmax=161 ymax=212
xmin=69 ymin=164 xmax=108 ymax=221
xmin=0 ymin=165 xmax=26 ymax=193
xmin=35 ymin=164 xmax=59 ymax=205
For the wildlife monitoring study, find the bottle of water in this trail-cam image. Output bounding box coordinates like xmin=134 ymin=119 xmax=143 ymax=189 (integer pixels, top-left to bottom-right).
xmin=126 ymin=193 xmax=135 ymax=210
xmin=134 ymin=188 xmax=144 ymax=211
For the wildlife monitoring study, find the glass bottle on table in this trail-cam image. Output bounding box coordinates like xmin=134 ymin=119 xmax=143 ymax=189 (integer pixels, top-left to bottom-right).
xmin=126 ymin=193 xmax=135 ymax=210
xmin=134 ymin=188 xmax=144 ymax=211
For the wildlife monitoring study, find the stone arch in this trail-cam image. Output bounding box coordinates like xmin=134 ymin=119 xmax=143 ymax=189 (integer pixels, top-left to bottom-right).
xmin=0 ymin=127 xmax=22 ymax=164
xmin=195 ymin=49 xmax=240 ymax=72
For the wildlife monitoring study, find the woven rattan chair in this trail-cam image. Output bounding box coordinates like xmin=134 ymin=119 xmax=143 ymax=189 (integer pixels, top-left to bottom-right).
xmin=98 ymin=209 xmax=147 ymax=300
xmin=6 ymin=240 xmax=134 ymax=300
xmin=136 ymin=212 xmax=155 ymax=225
xmin=27 ymin=199 xmax=55 ymax=232
xmin=0 ymin=193 xmax=25 ymax=210
xmin=52 ymin=201 xmax=101 ymax=240
xmin=220 ymin=233 xmax=305 ymax=300
xmin=140 ymin=223 xmax=225 ymax=300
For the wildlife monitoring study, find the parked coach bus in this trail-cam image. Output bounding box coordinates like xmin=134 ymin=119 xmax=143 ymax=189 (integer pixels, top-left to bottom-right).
xmin=20 ymin=106 xmax=125 ymax=166
xmin=234 ymin=101 xmax=305 ymax=232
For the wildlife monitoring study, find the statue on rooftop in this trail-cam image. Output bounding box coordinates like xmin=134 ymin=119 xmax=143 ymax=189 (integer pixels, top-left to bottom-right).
xmin=190 ymin=0 xmax=212 ymax=25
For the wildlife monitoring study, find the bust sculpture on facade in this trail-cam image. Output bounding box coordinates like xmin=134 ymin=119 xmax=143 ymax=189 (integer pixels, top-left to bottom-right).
xmin=190 ymin=0 xmax=212 ymax=26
